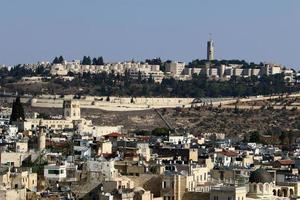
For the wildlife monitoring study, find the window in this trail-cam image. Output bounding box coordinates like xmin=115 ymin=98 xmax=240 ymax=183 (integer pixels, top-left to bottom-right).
xmin=48 ymin=169 xmax=60 ymax=175
xmin=214 ymin=196 xmax=218 ymax=200
xmin=162 ymin=181 xmax=167 ymax=188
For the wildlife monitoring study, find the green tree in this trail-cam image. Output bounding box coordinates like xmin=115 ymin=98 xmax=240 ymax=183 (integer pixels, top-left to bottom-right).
xmin=152 ymin=127 xmax=170 ymax=137
xmin=97 ymin=57 xmax=104 ymax=65
xmin=137 ymin=71 xmax=142 ymax=83
xmin=52 ymin=57 xmax=59 ymax=64
xmin=10 ymin=96 xmax=25 ymax=124
xmin=92 ymin=58 xmax=98 ymax=65
xmin=249 ymin=131 xmax=260 ymax=143
xmin=82 ymin=56 xmax=92 ymax=65
xmin=58 ymin=56 xmax=64 ymax=63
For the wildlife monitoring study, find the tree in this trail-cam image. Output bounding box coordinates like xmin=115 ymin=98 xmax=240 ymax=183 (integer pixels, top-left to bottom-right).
xmin=92 ymin=58 xmax=98 ymax=65
xmin=152 ymin=127 xmax=170 ymax=137
xmin=82 ymin=56 xmax=92 ymax=65
xmin=92 ymin=56 xmax=104 ymax=65
xmin=97 ymin=57 xmax=104 ymax=65
xmin=249 ymin=131 xmax=260 ymax=143
xmin=10 ymin=97 xmax=25 ymax=124
xmin=53 ymin=56 xmax=64 ymax=64
xmin=58 ymin=56 xmax=64 ymax=63
xmin=52 ymin=57 xmax=59 ymax=64
xmin=148 ymin=74 xmax=154 ymax=84
xmin=137 ymin=71 xmax=142 ymax=83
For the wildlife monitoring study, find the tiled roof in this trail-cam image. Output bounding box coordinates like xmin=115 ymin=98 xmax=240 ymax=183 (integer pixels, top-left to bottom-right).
xmin=105 ymin=132 xmax=123 ymax=137
xmin=277 ymin=159 xmax=295 ymax=165
xmin=218 ymin=149 xmax=239 ymax=157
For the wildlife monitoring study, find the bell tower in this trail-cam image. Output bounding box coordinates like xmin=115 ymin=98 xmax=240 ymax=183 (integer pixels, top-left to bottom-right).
xmin=63 ymin=100 xmax=81 ymax=120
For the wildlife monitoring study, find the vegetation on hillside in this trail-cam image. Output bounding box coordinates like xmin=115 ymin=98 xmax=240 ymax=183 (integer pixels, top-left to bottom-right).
xmin=1 ymin=58 xmax=299 ymax=97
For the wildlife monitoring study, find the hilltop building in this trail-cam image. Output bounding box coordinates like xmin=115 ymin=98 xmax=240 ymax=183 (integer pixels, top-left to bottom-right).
xmin=207 ymin=37 xmax=215 ymax=61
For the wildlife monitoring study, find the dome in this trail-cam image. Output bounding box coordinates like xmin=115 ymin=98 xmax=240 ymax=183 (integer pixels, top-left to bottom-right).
xmin=249 ymin=168 xmax=273 ymax=183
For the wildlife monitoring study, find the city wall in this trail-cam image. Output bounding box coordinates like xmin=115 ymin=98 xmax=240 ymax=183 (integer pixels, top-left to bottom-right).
xmin=30 ymin=96 xmax=195 ymax=111
xmin=2 ymin=92 xmax=300 ymax=111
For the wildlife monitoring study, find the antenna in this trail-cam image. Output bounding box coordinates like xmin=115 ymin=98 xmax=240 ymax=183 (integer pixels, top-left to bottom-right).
xmin=209 ymin=33 xmax=212 ymax=41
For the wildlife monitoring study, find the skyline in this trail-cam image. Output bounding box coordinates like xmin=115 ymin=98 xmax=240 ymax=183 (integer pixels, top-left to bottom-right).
xmin=0 ymin=0 xmax=300 ymax=69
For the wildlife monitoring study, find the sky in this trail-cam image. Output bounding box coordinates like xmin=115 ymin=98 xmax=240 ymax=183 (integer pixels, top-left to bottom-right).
xmin=0 ymin=0 xmax=300 ymax=68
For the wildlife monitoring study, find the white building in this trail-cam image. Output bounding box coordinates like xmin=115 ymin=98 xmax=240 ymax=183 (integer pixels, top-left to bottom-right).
xmin=44 ymin=164 xmax=67 ymax=182
xmin=165 ymin=62 xmax=185 ymax=76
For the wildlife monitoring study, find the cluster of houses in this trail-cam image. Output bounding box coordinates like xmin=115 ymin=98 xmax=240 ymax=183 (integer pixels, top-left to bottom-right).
xmin=48 ymin=60 xmax=297 ymax=83
xmin=0 ymin=100 xmax=300 ymax=200
xmin=5 ymin=58 xmax=297 ymax=84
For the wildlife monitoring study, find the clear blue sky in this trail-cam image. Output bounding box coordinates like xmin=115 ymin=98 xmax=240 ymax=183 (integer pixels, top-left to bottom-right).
xmin=0 ymin=0 xmax=300 ymax=68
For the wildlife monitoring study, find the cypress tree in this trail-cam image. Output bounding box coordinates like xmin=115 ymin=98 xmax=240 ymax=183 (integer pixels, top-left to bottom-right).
xmin=52 ymin=57 xmax=59 ymax=64
xmin=10 ymin=96 xmax=25 ymax=124
xmin=58 ymin=56 xmax=64 ymax=63
xmin=97 ymin=57 xmax=104 ymax=65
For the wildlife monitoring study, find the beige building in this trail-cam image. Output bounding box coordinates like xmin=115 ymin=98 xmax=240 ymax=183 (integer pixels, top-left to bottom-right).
xmin=50 ymin=64 xmax=68 ymax=76
xmin=161 ymin=173 xmax=194 ymax=200
xmin=0 ymin=165 xmax=37 ymax=193
xmin=0 ymin=152 xmax=30 ymax=168
xmin=18 ymin=100 xmax=93 ymax=132
xmin=190 ymin=164 xmax=210 ymax=192
xmin=10 ymin=169 xmax=37 ymax=191
xmin=0 ymin=187 xmax=26 ymax=200
xmin=15 ymin=139 xmax=28 ymax=153
xmin=165 ymin=62 xmax=185 ymax=76
xmin=103 ymin=176 xmax=135 ymax=193
xmin=210 ymin=185 xmax=246 ymax=200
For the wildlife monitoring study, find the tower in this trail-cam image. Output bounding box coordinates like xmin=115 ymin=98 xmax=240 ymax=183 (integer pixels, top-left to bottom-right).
xmin=207 ymin=34 xmax=214 ymax=61
xmin=63 ymin=100 xmax=81 ymax=120
xmin=38 ymin=120 xmax=46 ymax=151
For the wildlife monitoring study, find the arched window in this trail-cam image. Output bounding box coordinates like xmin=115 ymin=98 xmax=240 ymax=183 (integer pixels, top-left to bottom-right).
xmin=265 ymin=184 xmax=269 ymax=192
xmin=259 ymin=184 xmax=263 ymax=193
xmin=283 ymin=189 xmax=288 ymax=197
xmin=290 ymin=189 xmax=294 ymax=197
xmin=277 ymin=189 xmax=281 ymax=196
